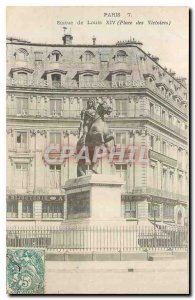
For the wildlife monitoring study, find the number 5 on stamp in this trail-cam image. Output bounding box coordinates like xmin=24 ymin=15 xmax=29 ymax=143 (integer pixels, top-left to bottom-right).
xmin=7 ymin=249 xmax=45 ymax=294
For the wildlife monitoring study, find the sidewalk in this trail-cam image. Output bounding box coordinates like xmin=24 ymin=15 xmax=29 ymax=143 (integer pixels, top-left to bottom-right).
xmin=45 ymin=259 xmax=188 ymax=294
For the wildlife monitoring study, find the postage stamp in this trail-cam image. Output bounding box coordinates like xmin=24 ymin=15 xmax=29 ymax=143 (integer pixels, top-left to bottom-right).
xmin=6 ymin=248 xmax=45 ymax=294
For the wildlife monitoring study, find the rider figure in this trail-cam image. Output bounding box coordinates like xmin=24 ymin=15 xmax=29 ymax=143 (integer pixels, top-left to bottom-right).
xmin=79 ymin=99 xmax=96 ymax=144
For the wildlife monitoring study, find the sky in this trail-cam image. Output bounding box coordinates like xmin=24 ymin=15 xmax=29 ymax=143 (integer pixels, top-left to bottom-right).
xmin=6 ymin=6 xmax=189 ymax=78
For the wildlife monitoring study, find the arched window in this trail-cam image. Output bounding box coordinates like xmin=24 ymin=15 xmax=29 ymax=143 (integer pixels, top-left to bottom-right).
xmin=177 ymin=210 xmax=182 ymax=225
xmin=15 ymin=48 xmax=29 ymax=61
xmin=50 ymin=50 xmax=62 ymax=62
xmin=116 ymin=50 xmax=127 ymax=62
xmin=81 ymin=51 xmax=95 ymax=62
xmin=51 ymin=74 xmax=61 ymax=88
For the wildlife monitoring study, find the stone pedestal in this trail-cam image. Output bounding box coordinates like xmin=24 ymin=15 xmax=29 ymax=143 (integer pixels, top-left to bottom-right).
xmin=62 ymin=174 xmax=125 ymax=226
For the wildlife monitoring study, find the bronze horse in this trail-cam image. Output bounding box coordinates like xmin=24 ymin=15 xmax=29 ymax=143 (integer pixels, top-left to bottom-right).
xmin=76 ymin=101 xmax=115 ymax=177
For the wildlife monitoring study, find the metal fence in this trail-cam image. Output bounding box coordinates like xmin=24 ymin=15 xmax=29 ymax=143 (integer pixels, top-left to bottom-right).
xmin=6 ymin=225 xmax=188 ymax=252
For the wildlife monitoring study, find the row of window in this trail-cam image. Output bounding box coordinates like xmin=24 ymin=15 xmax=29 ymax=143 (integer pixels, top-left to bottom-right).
xmin=14 ymin=129 xmax=187 ymax=157
xmin=14 ymin=97 xmax=81 ymax=115
xmin=11 ymin=48 xmax=187 ymax=90
xmin=7 ymin=200 xmax=177 ymax=222
xmin=9 ymin=96 xmax=187 ymax=136
xmin=148 ymin=203 xmax=175 ymax=220
xmin=149 ymin=135 xmax=187 ymax=159
xmin=12 ymin=71 xmax=186 ymax=103
xmin=145 ymin=74 xmax=187 ymax=102
xmin=12 ymin=163 xmax=127 ymax=190
xmin=14 ymin=163 xmax=62 ymax=189
xmin=150 ymin=164 xmax=186 ymax=194
xmin=7 ymin=201 xmax=64 ymax=219
xmin=12 ymin=161 xmax=186 ymax=196
xmin=14 ymin=49 xmax=129 ymax=63
xmin=13 ymin=71 xmax=129 ymax=87
xmin=149 ymin=102 xmax=187 ymax=132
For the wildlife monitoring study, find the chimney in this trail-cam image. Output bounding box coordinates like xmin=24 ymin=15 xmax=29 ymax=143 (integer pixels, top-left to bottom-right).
xmin=92 ymin=36 xmax=96 ymax=45
xmin=62 ymin=27 xmax=73 ymax=45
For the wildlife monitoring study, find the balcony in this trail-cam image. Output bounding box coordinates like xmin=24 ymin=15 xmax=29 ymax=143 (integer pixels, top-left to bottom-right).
xmin=149 ymin=150 xmax=177 ymax=168
xmin=6 ymin=107 xmax=187 ymax=138
xmin=108 ymin=109 xmax=187 ymax=138
xmin=5 ymin=76 xmax=188 ymax=105
xmin=7 ymin=212 xmax=18 ymax=218
xmin=6 ymin=76 xmax=187 ymax=111
xmin=22 ymin=212 xmax=33 ymax=218
xmin=132 ymin=186 xmax=188 ymax=203
xmin=141 ymin=110 xmax=187 ymax=138
xmin=42 ymin=212 xmax=63 ymax=219
xmin=7 ymin=108 xmax=81 ymax=119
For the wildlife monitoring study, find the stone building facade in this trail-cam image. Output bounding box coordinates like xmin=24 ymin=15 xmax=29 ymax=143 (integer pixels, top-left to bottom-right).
xmin=6 ymin=32 xmax=188 ymax=227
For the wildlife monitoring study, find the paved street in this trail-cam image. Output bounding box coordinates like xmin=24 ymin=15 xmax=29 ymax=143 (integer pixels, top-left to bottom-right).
xmin=45 ymin=259 xmax=188 ymax=294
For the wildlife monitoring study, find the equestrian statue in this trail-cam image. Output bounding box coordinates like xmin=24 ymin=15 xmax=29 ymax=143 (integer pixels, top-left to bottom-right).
xmin=76 ymin=98 xmax=115 ymax=177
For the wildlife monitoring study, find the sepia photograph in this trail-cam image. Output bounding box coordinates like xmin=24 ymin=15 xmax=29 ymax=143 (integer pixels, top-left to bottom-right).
xmin=6 ymin=6 xmax=189 ymax=295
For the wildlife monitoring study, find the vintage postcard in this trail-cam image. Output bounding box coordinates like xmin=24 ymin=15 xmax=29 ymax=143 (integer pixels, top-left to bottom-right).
xmin=6 ymin=6 xmax=189 ymax=294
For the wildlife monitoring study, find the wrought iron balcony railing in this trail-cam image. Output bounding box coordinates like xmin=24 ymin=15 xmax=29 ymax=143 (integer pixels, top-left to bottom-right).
xmin=132 ymin=186 xmax=188 ymax=202
xmin=6 ymin=108 xmax=187 ymax=138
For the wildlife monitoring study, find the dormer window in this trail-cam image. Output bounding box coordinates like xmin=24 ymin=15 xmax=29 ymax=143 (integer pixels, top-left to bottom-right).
xmin=115 ymin=50 xmax=128 ymax=62
xmin=42 ymin=69 xmax=67 ymax=88
xmin=143 ymin=74 xmax=156 ymax=85
xmin=116 ymin=73 xmax=126 ymax=83
xmin=81 ymin=51 xmax=95 ymax=62
xmin=173 ymin=95 xmax=182 ymax=104
xmin=108 ymin=70 xmax=131 ymax=87
xmin=52 ymin=74 xmax=61 ymax=88
xmin=156 ymin=83 xmax=168 ymax=96
xmin=83 ymin=74 xmax=93 ymax=83
xmin=74 ymin=70 xmax=99 ymax=87
xmin=14 ymin=48 xmax=29 ymax=61
xmin=9 ymin=67 xmax=34 ymax=86
xmin=17 ymin=72 xmax=28 ymax=85
xmin=49 ymin=50 xmax=62 ymax=62
xmin=167 ymin=90 xmax=173 ymax=99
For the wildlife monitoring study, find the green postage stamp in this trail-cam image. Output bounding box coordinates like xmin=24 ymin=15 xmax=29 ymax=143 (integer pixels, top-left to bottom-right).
xmin=6 ymin=248 xmax=45 ymax=294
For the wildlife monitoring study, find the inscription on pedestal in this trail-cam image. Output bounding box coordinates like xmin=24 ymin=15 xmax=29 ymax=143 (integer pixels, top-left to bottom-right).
xmin=67 ymin=191 xmax=90 ymax=219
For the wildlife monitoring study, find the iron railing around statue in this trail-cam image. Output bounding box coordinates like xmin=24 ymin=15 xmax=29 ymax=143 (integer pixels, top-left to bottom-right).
xmin=6 ymin=225 xmax=188 ymax=252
